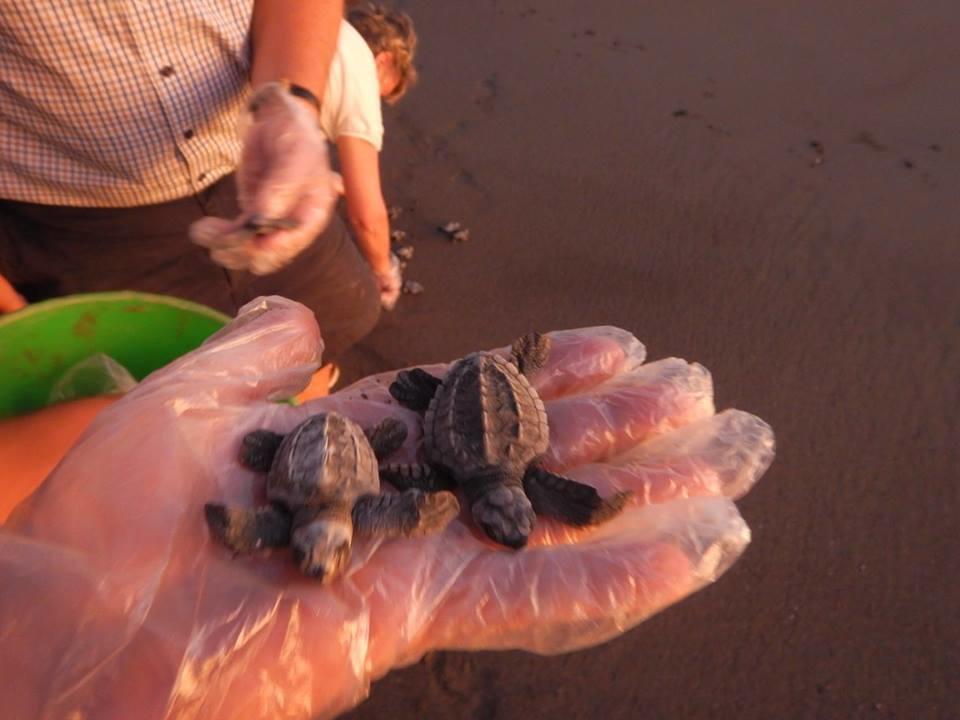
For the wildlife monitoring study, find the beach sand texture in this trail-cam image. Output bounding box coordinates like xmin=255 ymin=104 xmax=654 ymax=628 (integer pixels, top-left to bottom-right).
xmin=340 ymin=1 xmax=958 ymax=718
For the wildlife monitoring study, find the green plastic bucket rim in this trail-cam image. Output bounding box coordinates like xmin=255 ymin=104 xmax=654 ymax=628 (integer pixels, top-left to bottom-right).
xmin=0 ymin=291 xmax=232 ymax=331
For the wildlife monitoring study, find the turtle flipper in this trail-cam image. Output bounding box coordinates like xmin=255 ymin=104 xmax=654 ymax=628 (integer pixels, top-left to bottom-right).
xmin=510 ymin=332 xmax=551 ymax=376
xmin=522 ymin=466 xmax=632 ymax=526
xmin=352 ymin=489 xmax=460 ymax=540
xmin=389 ymin=368 xmax=442 ymax=412
xmin=204 ymin=503 xmax=292 ymax=553
xmin=380 ymin=462 xmax=456 ymax=493
xmin=240 ymin=429 xmax=285 ymax=472
xmin=365 ymin=417 xmax=408 ymax=460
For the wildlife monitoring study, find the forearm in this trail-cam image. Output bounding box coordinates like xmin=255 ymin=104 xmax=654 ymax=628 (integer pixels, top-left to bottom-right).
xmin=348 ymin=205 xmax=391 ymax=274
xmin=250 ymin=0 xmax=343 ymax=100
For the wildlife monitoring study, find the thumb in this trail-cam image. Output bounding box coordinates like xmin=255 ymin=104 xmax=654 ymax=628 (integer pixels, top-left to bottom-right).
xmin=130 ymin=295 xmax=323 ymax=406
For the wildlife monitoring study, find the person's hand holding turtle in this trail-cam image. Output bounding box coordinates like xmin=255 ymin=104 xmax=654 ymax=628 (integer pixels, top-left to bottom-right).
xmin=0 ymin=297 xmax=774 ymax=719
xmin=190 ymin=82 xmax=340 ymax=275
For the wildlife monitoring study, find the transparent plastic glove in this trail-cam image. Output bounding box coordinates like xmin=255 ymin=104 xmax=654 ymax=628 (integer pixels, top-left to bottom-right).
xmin=189 ymin=82 xmax=339 ymax=275
xmin=0 ymin=298 xmax=774 ymax=720
xmin=47 ymin=353 xmax=137 ymax=404
xmin=375 ymin=253 xmax=403 ymax=310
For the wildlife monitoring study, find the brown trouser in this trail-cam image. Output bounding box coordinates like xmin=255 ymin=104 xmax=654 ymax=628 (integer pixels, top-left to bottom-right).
xmin=0 ymin=175 xmax=380 ymax=362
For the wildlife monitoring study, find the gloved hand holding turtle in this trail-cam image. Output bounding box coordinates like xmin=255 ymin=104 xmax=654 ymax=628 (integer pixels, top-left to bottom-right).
xmin=189 ymin=81 xmax=340 ymax=275
xmin=0 ymin=297 xmax=774 ymax=719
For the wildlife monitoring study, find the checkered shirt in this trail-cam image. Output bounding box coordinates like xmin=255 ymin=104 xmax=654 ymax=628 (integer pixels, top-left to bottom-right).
xmin=0 ymin=1 xmax=253 ymax=207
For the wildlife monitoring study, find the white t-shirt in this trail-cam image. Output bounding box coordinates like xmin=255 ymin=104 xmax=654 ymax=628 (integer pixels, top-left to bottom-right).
xmin=319 ymin=20 xmax=384 ymax=152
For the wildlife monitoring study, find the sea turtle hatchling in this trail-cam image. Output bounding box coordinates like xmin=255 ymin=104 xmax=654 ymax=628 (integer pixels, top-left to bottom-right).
xmin=204 ymin=413 xmax=460 ymax=582
xmin=386 ymin=332 xmax=632 ymax=548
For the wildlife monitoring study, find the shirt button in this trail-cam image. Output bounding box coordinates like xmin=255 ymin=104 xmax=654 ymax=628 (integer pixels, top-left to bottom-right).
xmin=183 ymin=129 xmax=195 ymax=140
xmin=159 ymin=66 xmax=175 ymax=77
xmin=197 ymin=172 xmax=208 ymax=182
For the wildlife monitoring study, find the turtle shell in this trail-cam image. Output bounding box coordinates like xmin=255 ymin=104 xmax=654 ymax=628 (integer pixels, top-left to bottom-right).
xmin=424 ymin=352 xmax=549 ymax=479
xmin=266 ymin=413 xmax=379 ymax=507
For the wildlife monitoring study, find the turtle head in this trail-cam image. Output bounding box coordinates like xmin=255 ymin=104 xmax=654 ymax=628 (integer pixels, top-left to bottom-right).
xmin=290 ymin=515 xmax=352 ymax=582
xmin=470 ymin=482 xmax=536 ymax=550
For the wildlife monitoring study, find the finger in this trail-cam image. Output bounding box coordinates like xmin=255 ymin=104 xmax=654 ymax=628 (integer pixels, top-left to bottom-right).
xmin=526 ymin=326 xmax=647 ymax=399
xmin=542 ymin=358 xmax=716 ymax=470
xmin=210 ymin=245 xmax=255 ymax=271
xmin=565 ymin=410 xmax=776 ymax=503
xmin=244 ymin=184 xmax=336 ymax=276
xmin=330 ymin=326 xmax=644 ymax=407
xmin=353 ymin=496 xmax=749 ymax=670
xmin=247 ymin=229 xmax=311 ymax=275
xmin=188 ymin=215 xmax=246 ymax=250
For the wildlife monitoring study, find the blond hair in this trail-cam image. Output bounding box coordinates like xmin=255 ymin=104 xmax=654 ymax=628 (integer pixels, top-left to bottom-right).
xmin=347 ymin=3 xmax=418 ymax=103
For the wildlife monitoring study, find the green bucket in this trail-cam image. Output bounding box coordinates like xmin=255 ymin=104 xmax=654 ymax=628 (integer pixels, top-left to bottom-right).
xmin=0 ymin=292 xmax=229 ymax=419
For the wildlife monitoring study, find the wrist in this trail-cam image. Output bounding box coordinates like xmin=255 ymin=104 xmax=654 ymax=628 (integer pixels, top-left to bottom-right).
xmin=281 ymin=79 xmax=322 ymax=119
xmin=248 ymin=80 xmax=321 ymax=121
xmin=371 ymin=255 xmax=394 ymax=276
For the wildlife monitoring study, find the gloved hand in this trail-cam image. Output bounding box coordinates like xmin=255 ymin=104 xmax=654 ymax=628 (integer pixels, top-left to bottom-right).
xmin=374 ymin=253 xmax=403 ymax=310
xmin=189 ymin=82 xmax=340 ymax=275
xmin=0 ymin=298 xmax=774 ymax=720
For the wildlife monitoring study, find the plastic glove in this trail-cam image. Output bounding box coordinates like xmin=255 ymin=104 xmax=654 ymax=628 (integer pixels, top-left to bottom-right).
xmin=0 ymin=297 xmax=774 ymax=720
xmin=189 ymin=82 xmax=339 ymax=275
xmin=375 ymin=253 xmax=403 ymax=310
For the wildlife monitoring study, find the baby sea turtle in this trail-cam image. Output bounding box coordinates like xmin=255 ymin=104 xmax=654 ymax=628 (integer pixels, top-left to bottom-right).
xmin=390 ymin=229 xmax=408 ymax=244
xmin=386 ymin=333 xmax=631 ymax=548
xmin=438 ymin=221 xmax=469 ymax=242
xmin=394 ymin=245 xmax=415 ymax=261
xmin=242 ymin=214 xmax=300 ymax=236
xmin=204 ymin=413 xmax=460 ymax=582
xmin=401 ymin=279 xmax=424 ymax=295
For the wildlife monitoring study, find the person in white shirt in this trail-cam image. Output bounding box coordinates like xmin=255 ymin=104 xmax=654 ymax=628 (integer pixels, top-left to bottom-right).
xmin=324 ymin=3 xmax=418 ymax=311
xmin=0 ymin=1 xmax=407 ymax=394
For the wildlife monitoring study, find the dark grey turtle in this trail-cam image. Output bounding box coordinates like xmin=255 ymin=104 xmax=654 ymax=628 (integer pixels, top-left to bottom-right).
xmin=241 ymin=214 xmax=300 ymax=236
xmin=401 ymin=279 xmax=424 ymax=295
xmin=204 ymin=412 xmax=460 ymax=582
xmin=386 ymin=333 xmax=632 ymax=549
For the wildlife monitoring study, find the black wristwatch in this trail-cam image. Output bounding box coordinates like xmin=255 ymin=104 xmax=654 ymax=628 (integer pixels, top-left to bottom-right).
xmin=282 ymin=80 xmax=321 ymax=114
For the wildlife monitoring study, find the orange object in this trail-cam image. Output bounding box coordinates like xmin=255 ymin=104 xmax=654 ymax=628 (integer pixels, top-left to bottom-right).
xmin=0 ymin=273 xmax=26 ymax=314
xmin=0 ymin=395 xmax=116 ymax=522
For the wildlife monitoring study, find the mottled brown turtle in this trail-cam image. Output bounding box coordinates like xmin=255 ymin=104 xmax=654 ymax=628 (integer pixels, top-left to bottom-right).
xmin=386 ymin=333 xmax=631 ymax=548
xmin=205 ymin=412 xmax=460 ymax=581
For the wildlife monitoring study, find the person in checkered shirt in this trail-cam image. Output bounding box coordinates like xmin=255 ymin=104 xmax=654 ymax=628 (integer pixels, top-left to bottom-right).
xmin=0 ymin=1 xmax=393 ymax=393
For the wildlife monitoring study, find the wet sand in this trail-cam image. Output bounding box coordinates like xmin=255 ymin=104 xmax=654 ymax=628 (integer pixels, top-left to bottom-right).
xmin=339 ymin=1 xmax=958 ymax=718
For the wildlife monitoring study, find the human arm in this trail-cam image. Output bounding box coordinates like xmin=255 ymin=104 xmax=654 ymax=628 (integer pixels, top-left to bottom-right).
xmin=337 ymin=136 xmax=401 ymax=308
xmin=0 ymin=299 xmax=773 ymax=719
xmin=250 ymin=0 xmax=343 ymax=104
xmin=189 ymin=2 xmax=344 ymax=275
